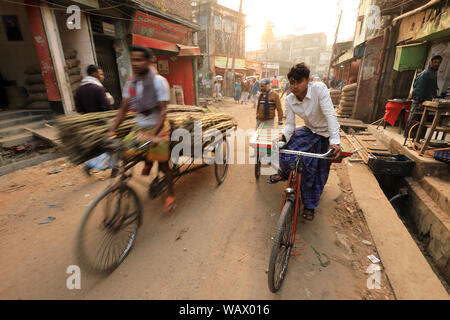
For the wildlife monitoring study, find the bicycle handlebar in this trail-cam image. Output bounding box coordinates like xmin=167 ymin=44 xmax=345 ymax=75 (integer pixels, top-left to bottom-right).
xmin=277 ymin=141 xmax=335 ymax=159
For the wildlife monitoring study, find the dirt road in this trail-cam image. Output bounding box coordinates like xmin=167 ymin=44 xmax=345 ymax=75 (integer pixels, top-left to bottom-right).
xmin=0 ymin=98 xmax=394 ymax=299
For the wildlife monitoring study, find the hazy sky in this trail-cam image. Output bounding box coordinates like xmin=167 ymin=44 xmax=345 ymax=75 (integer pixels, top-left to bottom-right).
xmin=218 ymin=0 xmax=360 ymax=50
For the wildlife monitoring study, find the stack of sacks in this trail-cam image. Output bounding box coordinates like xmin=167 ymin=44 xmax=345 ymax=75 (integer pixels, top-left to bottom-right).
xmin=24 ymin=64 xmax=50 ymax=109
xmin=64 ymin=49 xmax=82 ymax=95
xmin=329 ymin=89 xmax=341 ymax=107
xmin=336 ymin=83 xmax=357 ymax=116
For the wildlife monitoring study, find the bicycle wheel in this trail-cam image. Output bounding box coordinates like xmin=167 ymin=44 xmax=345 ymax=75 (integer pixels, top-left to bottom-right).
xmin=215 ymin=138 xmax=230 ymax=185
xmin=268 ymin=200 xmax=294 ymax=293
xmin=255 ymin=152 xmax=261 ymax=180
xmin=76 ymin=184 xmax=142 ymax=274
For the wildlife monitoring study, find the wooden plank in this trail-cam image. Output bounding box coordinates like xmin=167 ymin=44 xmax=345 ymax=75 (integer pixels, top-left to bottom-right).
xmin=345 ymin=134 xmax=369 ymax=164
xmin=354 ymin=135 xmax=389 ymax=152
xmin=24 ymin=127 xmax=60 ymax=147
xmin=423 ymin=101 xmax=439 ymax=108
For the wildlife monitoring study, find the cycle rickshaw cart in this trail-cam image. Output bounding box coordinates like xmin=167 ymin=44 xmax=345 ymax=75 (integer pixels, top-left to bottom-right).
xmin=76 ymin=129 xmax=232 ymax=274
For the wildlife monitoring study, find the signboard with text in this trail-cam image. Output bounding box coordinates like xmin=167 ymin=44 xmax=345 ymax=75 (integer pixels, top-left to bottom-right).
xmin=131 ymin=11 xmax=191 ymax=45
xmin=215 ymin=56 xmax=246 ymax=70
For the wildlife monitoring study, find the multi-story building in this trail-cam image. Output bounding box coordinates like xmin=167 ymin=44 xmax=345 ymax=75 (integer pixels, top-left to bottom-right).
xmin=194 ymin=0 xmax=246 ymax=96
xmin=246 ymin=32 xmax=329 ymax=77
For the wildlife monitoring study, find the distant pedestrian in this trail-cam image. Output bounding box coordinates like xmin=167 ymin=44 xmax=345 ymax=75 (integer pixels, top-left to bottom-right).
xmin=241 ymin=79 xmax=251 ymax=104
xmin=271 ymin=75 xmax=279 ymax=89
xmin=214 ymin=80 xmax=222 ymax=102
xmin=280 ymin=81 xmax=291 ymax=99
xmin=234 ymin=79 xmax=242 ymax=104
xmin=249 ymin=77 xmax=260 ymax=108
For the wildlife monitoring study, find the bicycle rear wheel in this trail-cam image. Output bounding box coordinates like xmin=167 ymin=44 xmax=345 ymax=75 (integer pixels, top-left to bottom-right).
xmin=268 ymin=200 xmax=294 ymax=293
xmin=76 ymin=184 xmax=142 ymax=274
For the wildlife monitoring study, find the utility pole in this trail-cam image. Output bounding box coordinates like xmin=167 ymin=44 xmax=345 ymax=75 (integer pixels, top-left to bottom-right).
xmin=326 ymin=9 xmax=342 ymax=86
xmin=230 ymin=0 xmax=243 ymax=95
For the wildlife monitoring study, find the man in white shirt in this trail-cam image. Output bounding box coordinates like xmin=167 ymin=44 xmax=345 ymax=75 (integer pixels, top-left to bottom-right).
xmin=268 ymin=63 xmax=341 ymax=221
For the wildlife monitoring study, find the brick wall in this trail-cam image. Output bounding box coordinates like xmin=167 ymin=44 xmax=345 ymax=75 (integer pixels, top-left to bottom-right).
xmin=143 ymin=0 xmax=192 ymax=22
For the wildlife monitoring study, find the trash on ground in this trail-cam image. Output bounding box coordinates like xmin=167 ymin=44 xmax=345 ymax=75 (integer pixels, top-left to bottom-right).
xmin=47 ymin=168 xmax=62 ymax=175
xmin=362 ymin=240 xmax=373 ymax=246
xmin=335 ymin=231 xmax=353 ymax=255
xmin=39 ymin=217 xmax=56 ymax=225
xmin=237 ymin=253 xmax=248 ymax=262
xmin=175 ymin=227 xmax=189 ymax=241
xmin=311 ymin=245 xmax=330 ymax=267
xmin=45 ymin=202 xmax=59 ymax=208
xmin=367 ymin=254 xmax=380 ymax=264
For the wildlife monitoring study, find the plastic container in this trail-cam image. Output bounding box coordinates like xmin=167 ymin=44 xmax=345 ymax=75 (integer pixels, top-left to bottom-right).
xmin=368 ymin=153 xmax=414 ymax=176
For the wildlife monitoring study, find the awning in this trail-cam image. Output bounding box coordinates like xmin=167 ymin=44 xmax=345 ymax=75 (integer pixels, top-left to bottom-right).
xmin=177 ymin=44 xmax=201 ymax=56
xmin=132 ymin=34 xmax=178 ymax=53
xmin=132 ymin=34 xmax=201 ymax=56
xmin=393 ymin=0 xmax=441 ymax=23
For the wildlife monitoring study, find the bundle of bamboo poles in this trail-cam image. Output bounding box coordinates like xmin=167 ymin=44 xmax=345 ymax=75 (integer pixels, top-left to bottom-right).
xmin=56 ymin=105 xmax=237 ymax=164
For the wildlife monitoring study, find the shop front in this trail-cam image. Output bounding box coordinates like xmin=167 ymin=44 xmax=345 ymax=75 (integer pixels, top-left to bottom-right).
xmin=131 ymin=11 xmax=201 ymax=105
xmin=245 ymin=60 xmax=262 ymax=78
xmin=0 ymin=0 xmax=63 ymax=113
xmin=261 ymin=62 xmax=279 ymax=79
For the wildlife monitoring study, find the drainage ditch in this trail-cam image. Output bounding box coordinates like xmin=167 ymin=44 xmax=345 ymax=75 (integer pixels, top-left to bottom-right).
xmin=375 ymin=173 xmax=450 ymax=292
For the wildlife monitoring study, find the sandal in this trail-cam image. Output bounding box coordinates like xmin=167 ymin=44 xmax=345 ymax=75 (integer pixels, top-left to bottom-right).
xmin=267 ymin=172 xmax=287 ymax=184
xmin=164 ymin=196 xmax=176 ymax=213
xmin=302 ymin=208 xmax=315 ymax=221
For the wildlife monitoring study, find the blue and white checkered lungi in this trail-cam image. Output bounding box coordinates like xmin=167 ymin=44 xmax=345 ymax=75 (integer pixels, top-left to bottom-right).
xmin=280 ymin=126 xmax=331 ymax=210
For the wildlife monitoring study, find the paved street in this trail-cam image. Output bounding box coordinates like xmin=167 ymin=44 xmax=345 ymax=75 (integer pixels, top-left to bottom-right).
xmin=0 ymin=98 xmax=394 ymax=299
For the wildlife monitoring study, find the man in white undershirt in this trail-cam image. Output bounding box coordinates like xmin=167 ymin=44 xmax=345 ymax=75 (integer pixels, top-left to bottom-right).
xmin=268 ymin=63 xmax=342 ymax=221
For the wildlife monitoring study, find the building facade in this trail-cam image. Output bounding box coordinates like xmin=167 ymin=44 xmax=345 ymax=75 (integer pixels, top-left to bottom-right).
xmin=194 ymin=0 xmax=246 ymax=97
xmin=246 ymin=32 xmax=329 ymax=77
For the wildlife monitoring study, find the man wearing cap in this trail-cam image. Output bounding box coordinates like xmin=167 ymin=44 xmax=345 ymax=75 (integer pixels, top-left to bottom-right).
xmin=256 ymin=78 xmax=283 ymax=129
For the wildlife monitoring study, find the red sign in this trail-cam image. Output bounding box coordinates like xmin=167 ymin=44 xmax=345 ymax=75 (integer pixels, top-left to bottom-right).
xmin=25 ymin=0 xmax=61 ymax=101
xmin=132 ymin=11 xmax=191 ymax=45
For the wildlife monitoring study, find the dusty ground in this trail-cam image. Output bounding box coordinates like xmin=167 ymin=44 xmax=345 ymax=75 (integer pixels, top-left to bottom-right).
xmin=0 ymin=98 xmax=395 ymax=299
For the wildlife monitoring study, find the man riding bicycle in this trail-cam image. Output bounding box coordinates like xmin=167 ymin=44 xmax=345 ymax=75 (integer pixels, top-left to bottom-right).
xmin=268 ymin=63 xmax=341 ymax=221
xmin=107 ymin=45 xmax=175 ymax=213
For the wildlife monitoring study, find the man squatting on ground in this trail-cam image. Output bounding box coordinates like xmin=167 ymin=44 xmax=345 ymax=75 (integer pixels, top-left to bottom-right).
xmin=269 ymin=63 xmax=342 ymax=221
xmin=107 ymin=45 xmax=176 ymax=213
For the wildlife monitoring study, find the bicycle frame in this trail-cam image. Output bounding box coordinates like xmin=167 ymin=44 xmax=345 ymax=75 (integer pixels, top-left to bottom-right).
xmin=277 ymin=148 xmax=335 ymax=245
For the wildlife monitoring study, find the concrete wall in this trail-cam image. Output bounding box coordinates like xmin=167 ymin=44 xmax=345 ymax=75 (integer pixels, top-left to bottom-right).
xmin=0 ymin=1 xmax=40 ymax=87
xmin=54 ymin=11 xmax=96 ymax=78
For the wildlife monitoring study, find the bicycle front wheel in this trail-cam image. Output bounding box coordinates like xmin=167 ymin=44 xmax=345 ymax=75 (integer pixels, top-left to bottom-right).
xmin=215 ymin=138 xmax=230 ymax=185
xmin=255 ymin=152 xmax=261 ymax=179
xmin=76 ymin=184 xmax=142 ymax=274
xmin=268 ymin=200 xmax=294 ymax=293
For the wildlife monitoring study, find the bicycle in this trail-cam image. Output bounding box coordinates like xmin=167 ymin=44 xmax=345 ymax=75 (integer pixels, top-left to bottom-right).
xmin=267 ymin=143 xmax=351 ymax=293
xmin=76 ymin=136 xmax=230 ymax=274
